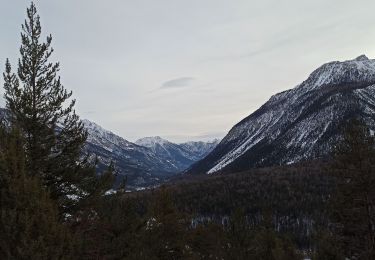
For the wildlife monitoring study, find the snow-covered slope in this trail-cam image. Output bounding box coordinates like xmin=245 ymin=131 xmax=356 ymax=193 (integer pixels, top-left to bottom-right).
xmin=83 ymin=121 xmax=219 ymax=186
xmin=83 ymin=120 xmax=181 ymax=187
xmin=0 ymin=106 xmax=217 ymax=187
xmin=135 ymin=136 xmax=219 ymax=171
xmin=179 ymin=139 xmax=220 ymax=160
xmin=187 ymin=55 xmax=375 ymax=175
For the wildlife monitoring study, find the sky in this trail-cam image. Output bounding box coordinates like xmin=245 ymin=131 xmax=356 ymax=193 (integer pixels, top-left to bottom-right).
xmin=1 ymin=0 xmax=375 ymax=143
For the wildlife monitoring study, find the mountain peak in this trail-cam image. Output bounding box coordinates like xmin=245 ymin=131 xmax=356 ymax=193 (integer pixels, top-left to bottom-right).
xmin=82 ymin=119 xmax=107 ymax=134
xmin=187 ymin=55 xmax=375 ymax=175
xmin=355 ymin=54 xmax=369 ymax=61
xmin=135 ymin=136 xmax=169 ymax=147
xmin=298 ymin=55 xmax=375 ymax=93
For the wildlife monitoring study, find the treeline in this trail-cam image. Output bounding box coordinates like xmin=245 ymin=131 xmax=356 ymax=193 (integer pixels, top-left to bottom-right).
xmin=155 ymin=162 xmax=334 ymax=249
xmin=1 ymin=2 xmax=374 ymax=260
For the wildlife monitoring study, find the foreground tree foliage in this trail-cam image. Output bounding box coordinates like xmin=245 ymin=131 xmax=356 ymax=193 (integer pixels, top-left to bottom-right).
xmin=135 ymin=188 xmax=188 ymax=259
xmin=3 ymin=2 xmax=113 ymax=217
xmin=0 ymin=2 xmax=111 ymax=259
xmin=327 ymin=120 xmax=375 ymax=259
xmin=312 ymin=230 xmax=343 ymax=260
xmin=0 ymin=126 xmax=75 ymax=259
xmin=161 ymin=163 xmax=333 ymax=249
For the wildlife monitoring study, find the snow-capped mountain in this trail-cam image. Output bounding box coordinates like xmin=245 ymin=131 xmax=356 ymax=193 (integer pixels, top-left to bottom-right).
xmin=187 ymin=55 xmax=375 ymax=175
xmin=179 ymin=139 xmax=220 ymax=160
xmin=0 ymin=106 xmax=217 ymax=187
xmin=83 ymin=120 xmax=219 ymax=186
xmin=135 ymin=136 xmax=219 ymax=171
xmin=83 ymin=120 xmax=180 ymax=187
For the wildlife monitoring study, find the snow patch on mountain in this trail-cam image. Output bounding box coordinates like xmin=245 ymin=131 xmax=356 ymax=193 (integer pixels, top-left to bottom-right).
xmin=135 ymin=136 xmax=168 ymax=147
xmin=187 ymin=55 xmax=375 ymax=175
xmin=135 ymin=136 xmax=220 ymax=171
xmin=82 ymin=121 xmax=220 ymax=186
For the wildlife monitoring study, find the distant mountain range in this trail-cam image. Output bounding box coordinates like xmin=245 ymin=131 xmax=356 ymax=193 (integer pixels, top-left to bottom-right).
xmin=135 ymin=136 xmax=218 ymax=171
xmin=4 ymin=54 xmax=375 ymax=185
xmin=0 ymin=109 xmax=218 ymax=188
xmin=187 ymin=55 xmax=375 ymax=175
xmin=83 ymin=120 xmax=219 ymax=187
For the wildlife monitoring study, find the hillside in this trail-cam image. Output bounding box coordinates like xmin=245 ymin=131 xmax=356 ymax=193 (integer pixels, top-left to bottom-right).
xmin=187 ymin=55 xmax=375 ymax=174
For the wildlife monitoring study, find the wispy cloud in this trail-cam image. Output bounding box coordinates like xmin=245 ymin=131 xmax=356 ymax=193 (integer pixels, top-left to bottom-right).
xmin=161 ymin=77 xmax=195 ymax=89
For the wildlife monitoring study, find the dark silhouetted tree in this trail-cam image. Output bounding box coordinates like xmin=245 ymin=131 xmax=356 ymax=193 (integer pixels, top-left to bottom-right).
xmin=137 ymin=187 xmax=187 ymax=259
xmin=0 ymin=125 xmax=75 ymax=259
xmin=3 ymin=2 xmax=113 ymax=217
xmin=329 ymin=119 xmax=375 ymax=259
xmin=225 ymin=208 xmax=254 ymax=259
xmin=251 ymin=210 xmax=300 ymax=260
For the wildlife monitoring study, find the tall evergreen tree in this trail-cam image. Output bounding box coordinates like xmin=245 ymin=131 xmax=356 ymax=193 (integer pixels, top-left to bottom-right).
xmin=251 ymin=211 xmax=300 ymax=260
xmin=225 ymin=208 xmax=254 ymax=259
xmin=0 ymin=125 xmax=75 ymax=259
xmin=3 ymin=2 xmax=113 ymax=216
xmin=137 ymin=187 xmax=187 ymax=259
xmin=329 ymin=119 xmax=375 ymax=259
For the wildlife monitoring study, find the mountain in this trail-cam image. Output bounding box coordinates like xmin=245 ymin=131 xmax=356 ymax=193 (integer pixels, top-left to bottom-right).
xmin=0 ymin=106 xmax=217 ymax=187
xmin=187 ymin=55 xmax=375 ymax=175
xmin=83 ymin=120 xmax=218 ymax=187
xmin=83 ymin=120 xmax=181 ymax=187
xmin=135 ymin=136 xmax=219 ymax=171
xmin=179 ymin=140 xmax=220 ymax=160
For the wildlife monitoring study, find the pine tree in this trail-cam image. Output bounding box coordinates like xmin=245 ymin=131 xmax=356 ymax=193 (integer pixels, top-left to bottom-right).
xmin=3 ymin=2 xmax=113 ymax=216
xmin=313 ymin=231 xmax=343 ymax=260
xmin=187 ymin=222 xmax=227 ymax=259
xmin=329 ymin=119 xmax=375 ymax=259
xmin=75 ymin=191 xmax=142 ymax=259
xmin=0 ymin=125 xmax=75 ymax=259
xmin=225 ymin=208 xmax=253 ymax=259
xmin=250 ymin=210 xmax=300 ymax=260
xmin=137 ymin=187 xmax=187 ymax=259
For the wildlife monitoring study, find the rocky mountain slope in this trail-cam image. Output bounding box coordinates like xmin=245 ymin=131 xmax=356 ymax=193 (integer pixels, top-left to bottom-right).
xmin=187 ymin=55 xmax=375 ymax=175
xmin=83 ymin=120 xmax=178 ymax=187
xmin=0 ymin=106 xmax=218 ymax=187
xmin=135 ymin=136 xmax=218 ymax=171
xmin=83 ymin=120 xmax=218 ymax=187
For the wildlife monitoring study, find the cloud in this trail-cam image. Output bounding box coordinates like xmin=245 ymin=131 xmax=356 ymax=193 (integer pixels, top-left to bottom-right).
xmin=161 ymin=77 xmax=195 ymax=89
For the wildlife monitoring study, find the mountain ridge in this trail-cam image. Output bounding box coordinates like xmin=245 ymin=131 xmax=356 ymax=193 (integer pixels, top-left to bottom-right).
xmin=187 ymin=55 xmax=375 ymax=175
xmin=0 ymin=107 xmax=219 ymax=187
xmin=135 ymin=136 xmax=219 ymax=172
xmin=82 ymin=120 xmax=219 ymax=186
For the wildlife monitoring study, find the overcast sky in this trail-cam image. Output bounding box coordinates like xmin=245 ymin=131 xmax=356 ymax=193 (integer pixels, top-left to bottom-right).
xmin=1 ymin=1 xmax=375 ymax=142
